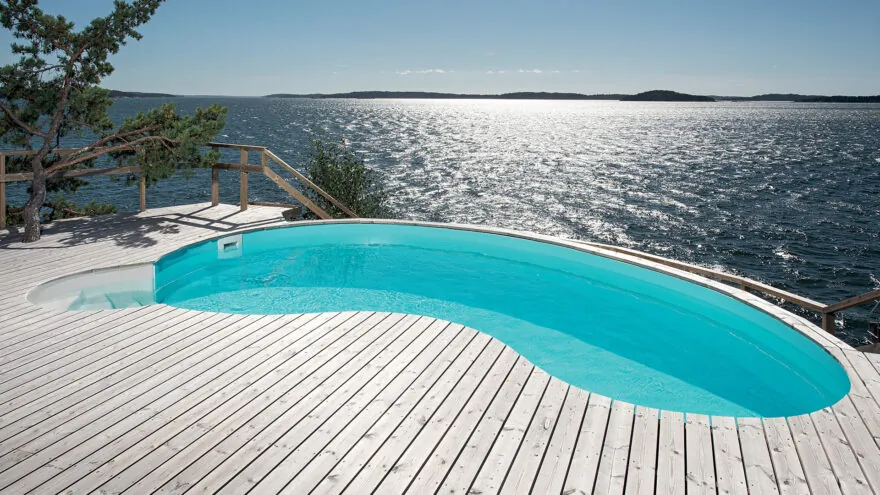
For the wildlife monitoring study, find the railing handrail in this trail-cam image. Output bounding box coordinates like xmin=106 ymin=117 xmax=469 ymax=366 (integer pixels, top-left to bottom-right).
xmin=262 ymin=149 xmax=358 ymax=218
xmin=825 ymin=289 xmax=880 ymax=314
xmin=578 ymin=240 xmax=880 ymax=335
xmin=579 ymin=241 xmax=826 ymax=310
xmin=0 ymin=141 xmax=358 ymax=229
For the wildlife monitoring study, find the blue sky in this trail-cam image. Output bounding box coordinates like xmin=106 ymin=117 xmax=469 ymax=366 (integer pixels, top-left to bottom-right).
xmin=1 ymin=0 xmax=878 ymax=96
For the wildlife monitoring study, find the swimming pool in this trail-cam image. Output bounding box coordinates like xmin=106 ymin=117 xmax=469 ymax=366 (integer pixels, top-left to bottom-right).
xmin=150 ymin=223 xmax=850 ymax=417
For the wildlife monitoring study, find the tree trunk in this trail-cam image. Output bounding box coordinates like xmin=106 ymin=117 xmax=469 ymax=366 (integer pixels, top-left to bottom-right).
xmin=22 ymin=159 xmax=46 ymax=243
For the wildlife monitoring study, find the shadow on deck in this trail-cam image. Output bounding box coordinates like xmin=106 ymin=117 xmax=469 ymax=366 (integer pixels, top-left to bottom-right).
xmin=0 ymin=203 xmax=284 ymax=250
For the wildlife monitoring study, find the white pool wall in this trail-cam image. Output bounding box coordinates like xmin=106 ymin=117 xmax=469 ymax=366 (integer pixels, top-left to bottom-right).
xmin=27 ymin=263 xmax=156 ymax=310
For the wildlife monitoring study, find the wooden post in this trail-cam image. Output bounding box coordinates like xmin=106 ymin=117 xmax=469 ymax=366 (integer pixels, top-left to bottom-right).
xmin=211 ymin=145 xmax=219 ymax=207
xmin=821 ymin=312 xmax=836 ymax=334
xmin=138 ymin=175 xmax=146 ymax=212
xmin=0 ymin=154 xmax=6 ymax=229
xmin=211 ymin=167 xmax=220 ymax=207
xmin=239 ymin=149 xmax=248 ymax=211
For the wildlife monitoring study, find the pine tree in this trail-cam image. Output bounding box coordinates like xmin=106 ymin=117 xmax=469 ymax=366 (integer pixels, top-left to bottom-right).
xmin=0 ymin=0 xmax=227 ymax=241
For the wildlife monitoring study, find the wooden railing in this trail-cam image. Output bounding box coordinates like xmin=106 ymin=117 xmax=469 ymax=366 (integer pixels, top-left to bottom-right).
xmin=0 ymin=142 xmax=357 ymax=229
xmin=580 ymin=241 xmax=880 ymax=335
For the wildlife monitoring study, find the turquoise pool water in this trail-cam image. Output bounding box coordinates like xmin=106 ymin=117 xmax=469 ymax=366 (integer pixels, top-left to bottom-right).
xmin=155 ymin=223 xmax=850 ymax=417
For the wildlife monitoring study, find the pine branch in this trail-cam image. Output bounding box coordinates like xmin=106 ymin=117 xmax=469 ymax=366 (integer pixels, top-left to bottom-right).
xmin=46 ymin=134 xmax=179 ymax=174
xmin=0 ymin=98 xmax=47 ymax=138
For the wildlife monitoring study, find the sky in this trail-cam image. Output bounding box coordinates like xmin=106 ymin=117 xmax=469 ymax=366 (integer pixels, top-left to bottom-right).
xmin=0 ymin=0 xmax=878 ymax=96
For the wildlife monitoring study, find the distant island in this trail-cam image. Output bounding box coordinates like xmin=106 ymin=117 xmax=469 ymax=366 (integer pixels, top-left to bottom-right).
xmin=264 ymin=91 xmax=628 ymax=100
xmin=107 ymin=89 xmax=177 ymax=98
xmin=621 ymin=90 xmax=715 ymax=102
xmin=104 ymin=88 xmax=879 ymax=103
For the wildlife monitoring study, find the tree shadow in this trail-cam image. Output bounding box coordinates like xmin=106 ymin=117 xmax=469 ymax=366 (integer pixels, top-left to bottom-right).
xmin=0 ymin=205 xmax=284 ymax=250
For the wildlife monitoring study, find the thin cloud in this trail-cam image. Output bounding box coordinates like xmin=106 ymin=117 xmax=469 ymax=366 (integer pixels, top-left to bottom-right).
xmin=518 ymin=69 xmax=543 ymax=74
xmin=396 ymin=69 xmax=447 ymax=76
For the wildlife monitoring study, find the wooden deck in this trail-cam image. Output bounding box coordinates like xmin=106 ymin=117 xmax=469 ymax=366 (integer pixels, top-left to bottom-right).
xmin=1 ymin=203 xmax=879 ymax=494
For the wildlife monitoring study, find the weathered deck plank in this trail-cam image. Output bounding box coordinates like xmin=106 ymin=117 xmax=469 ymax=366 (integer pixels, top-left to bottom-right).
xmin=655 ymin=410 xmax=685 ymax=495
xmin=624 ymin=406 xmax=660 ymax=495
xmin=685 ymin=413 xmax=716 ymax=495
xmin=711 ymin=416 xmax=747 ymax=495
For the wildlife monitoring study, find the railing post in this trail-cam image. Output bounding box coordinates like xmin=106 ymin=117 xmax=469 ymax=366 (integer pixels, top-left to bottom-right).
xmin=211 ymin=167 xmax=220 ymax=207
xmin=138 ymin=175 xmax=146 ymax=212
xmin=239 ymin=149 xmax=248 ymax=211
xmin=822 ymin=312 xmax=836 ymax=334
xmin=211 ymin=146 xmax=219 ymax=207
xmin=0 ymin=153 xmax=6 ymax=229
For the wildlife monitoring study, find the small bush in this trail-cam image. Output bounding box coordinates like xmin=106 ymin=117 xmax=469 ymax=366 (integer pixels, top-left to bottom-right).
xmin=306 ymin=138 xmax=389 ymax=218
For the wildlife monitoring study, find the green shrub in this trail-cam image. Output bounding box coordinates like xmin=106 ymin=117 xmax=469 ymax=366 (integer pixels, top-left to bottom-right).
xmin=306 ymin=138 xmax=390 ymax=218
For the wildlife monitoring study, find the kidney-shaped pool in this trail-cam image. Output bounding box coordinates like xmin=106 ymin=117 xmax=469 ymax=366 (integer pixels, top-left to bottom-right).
xmin=150 ymin=223 xmax=849 ymax=417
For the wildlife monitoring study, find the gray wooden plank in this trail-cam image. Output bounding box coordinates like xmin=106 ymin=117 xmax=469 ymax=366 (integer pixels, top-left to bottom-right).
xmin=839 ymin=350 xmax=880 ymax=448
xmin=208 ymin=319 xmax=466 ymax=495
xmin=787 ymin=414 xmax=843 ymax=495
xmin=763 ymin=416 xmax=811 ymax=495
xmin=0 ymin=306 xmax=188 ymax=393
xmin=498 ymin=377 xmax=568 ymax=495
xmin=685 ymin=413 xmax=716 ymax=495
xmin=51 ymin=312 xmax=351 ymax=494
xmin=593 ymin=400 xmax=635 ymax=495
xmin=15 ymin=313 xmax=325 ymax=494
xmin=625 ymin=406 xmax=659 ymax=495
xmin=711 ymin=416 xmax=748 ymax=495
xmin=655 ymin=410 xmax=685 ymax=495
xmin=186 ymin=316 xmax=447 ymax=495
xmin=562 ymin=393 xmax=612 ymax=495
xmin=738 ymin=417 xmax=780 ymax=495
xmin=830 ymin=396 xmax=880 ymax=494
xmin=0 ymin=313 xmax=284 ymax=492
xmin=810 ymin=406 xmax=872 ymax=495
xmin=0 ymin=311 xmax=233 ymax=446
xmin=530 ymin=387 xmax=589 ymax=495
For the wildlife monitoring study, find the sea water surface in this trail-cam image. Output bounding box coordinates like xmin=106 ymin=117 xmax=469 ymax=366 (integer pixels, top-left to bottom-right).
xmin=5 ymin=98 xmax=879 ymax=344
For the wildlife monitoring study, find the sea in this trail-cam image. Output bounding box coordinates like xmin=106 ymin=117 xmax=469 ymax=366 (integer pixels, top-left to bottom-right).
xmin=4 ymin=97 xmax=879 ymax=345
